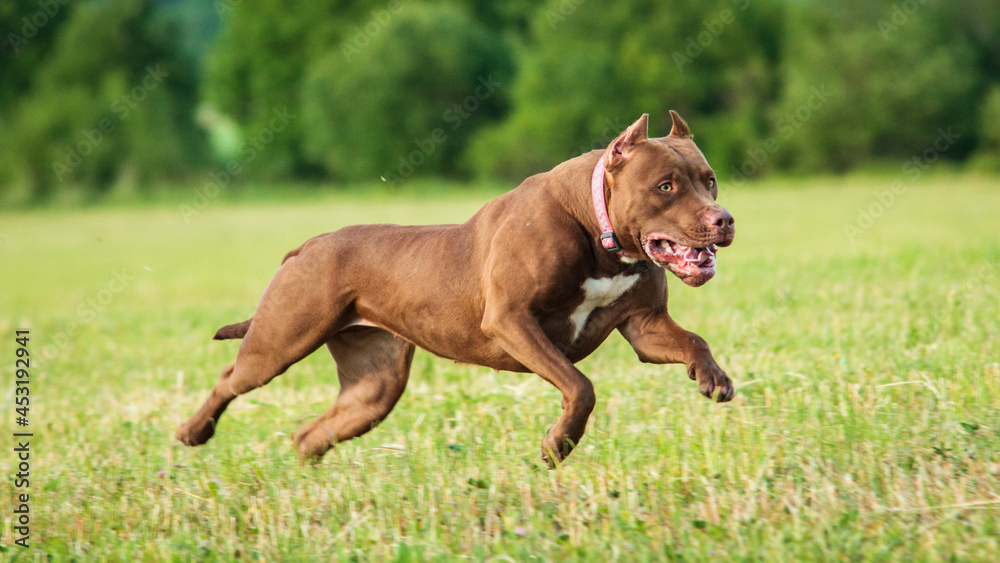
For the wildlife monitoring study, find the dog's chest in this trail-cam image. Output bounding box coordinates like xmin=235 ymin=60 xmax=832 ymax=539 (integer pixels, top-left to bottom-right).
xmin=568 ymin=273 xmax=641 ymax=342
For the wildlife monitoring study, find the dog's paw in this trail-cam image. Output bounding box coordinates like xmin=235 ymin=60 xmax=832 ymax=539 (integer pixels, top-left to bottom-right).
xmin=293 ymin=423 xmax=333 ymax=463
xmin=540 ymin=430 xmax=575 ymax=469
xmin=540 ymin=449 xmax=562 ymax=469
xmin=176 ymin=419 xmax=216 ymax=446
xmin=540 ymin=442 xmax=562 ymax=470
xmin=688 ymin=362 xmax=735 ymax=403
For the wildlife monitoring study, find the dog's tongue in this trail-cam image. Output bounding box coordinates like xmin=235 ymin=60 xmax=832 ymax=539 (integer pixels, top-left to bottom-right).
xmin=680 ymin=245 xmax=715 ymax=265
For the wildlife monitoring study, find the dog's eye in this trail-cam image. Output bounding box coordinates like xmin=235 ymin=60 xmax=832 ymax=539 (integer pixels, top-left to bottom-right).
xmin=657 ymin=182 xmax=673 ymax=192
xmin=708 ymin=178 xmax=716 ymax=189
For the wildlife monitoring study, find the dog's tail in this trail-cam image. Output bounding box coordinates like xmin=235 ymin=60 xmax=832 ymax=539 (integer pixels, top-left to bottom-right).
xmin=213 ymin=319 xmax=252 ymax=340
xmin=214 ymin=246 xmax=306 ymax=341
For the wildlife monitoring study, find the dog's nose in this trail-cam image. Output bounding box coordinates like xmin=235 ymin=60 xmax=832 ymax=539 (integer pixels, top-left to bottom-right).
xmin=705 ymin=208 xmax=734 ymax=232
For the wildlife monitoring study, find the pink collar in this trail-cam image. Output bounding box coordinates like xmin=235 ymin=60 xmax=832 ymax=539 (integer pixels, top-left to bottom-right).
xmin=591 ymin=156 xmax=624 ymax=253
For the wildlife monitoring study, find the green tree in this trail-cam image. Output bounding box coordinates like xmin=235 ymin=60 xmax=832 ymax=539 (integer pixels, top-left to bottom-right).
xmin=300 ymin=2 xmax=513 ymax=183
xmin=969 ymin=85 xmax=1000 ymax=171
xmin=0 ymin=0 xmax=205 ymax=199
xmin=467 ymin=0 xmax=785 ymax=180
xmin=203 ymin=0 xmax=377 ymax=179
xmin=771 ymin=1 xmax=981 ymax=172
xmin=0 ymin=0 xmax=71 ymax=111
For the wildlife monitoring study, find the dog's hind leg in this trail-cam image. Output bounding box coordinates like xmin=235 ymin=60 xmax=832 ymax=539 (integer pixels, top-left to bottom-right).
xmin=293 ymin=327 xmax=414 ymax=462
xmin=177 ymin=250 xmax=345 ymax=447
xmin=176 ymin=315 xmax=333 ymax=447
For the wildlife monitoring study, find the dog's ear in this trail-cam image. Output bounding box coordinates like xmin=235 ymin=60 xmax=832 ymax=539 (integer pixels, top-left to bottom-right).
xmin=668 ymin=110 xmax=691 ymax=139
xmin=606 ymin=113 xmax=649 ymax=170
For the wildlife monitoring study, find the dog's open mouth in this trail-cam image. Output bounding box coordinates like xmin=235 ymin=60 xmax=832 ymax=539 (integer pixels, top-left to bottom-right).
xmin=643 ymin=235 xmax=717 ymax=287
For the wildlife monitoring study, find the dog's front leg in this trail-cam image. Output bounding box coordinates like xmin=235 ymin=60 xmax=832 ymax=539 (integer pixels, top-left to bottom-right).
xmin=618 ymin=309 xmax=734 ymax=402
xmin=481 ymin=304 xmax=596 ymax=467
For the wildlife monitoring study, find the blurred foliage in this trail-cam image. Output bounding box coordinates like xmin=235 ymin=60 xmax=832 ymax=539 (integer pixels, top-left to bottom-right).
xmin=771 ymin=1 xmax=983 ymax=173
xmin=468 ymin=0 xmax=785 ymax=179
xmin=0 ymin=0 xmax=205 ymax=198
xmin=0 ymin=0 xmax=70 ymax=109
xmin=301 ymin=2 xmax=513 ymax=182
xmin=1 ymin=0 xmax=998 ymax=201
xmin=202 ymin=0 xmax=370 ymax=180
xmin=970 ymin=85 xmax=1000 ymax=172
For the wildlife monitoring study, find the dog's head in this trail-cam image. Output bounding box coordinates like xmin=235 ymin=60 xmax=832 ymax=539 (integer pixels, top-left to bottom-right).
xmin=602 ymin=112 xmax=734 ymax=287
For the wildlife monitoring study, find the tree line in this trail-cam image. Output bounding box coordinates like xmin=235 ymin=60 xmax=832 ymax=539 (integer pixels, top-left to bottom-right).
xmin=2 ymin=0 xmax=998 ymax=200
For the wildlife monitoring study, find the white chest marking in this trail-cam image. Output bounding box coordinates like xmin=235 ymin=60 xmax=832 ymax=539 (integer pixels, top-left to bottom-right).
xmin=569 ymin=273 xmax=640 ymax=342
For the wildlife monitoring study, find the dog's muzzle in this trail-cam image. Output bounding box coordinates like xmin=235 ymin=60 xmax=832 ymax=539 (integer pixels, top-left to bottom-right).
xmin=643 ymin=235 xmax=718 ymax=287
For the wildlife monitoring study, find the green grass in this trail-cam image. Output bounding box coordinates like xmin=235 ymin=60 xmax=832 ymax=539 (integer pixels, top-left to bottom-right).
xmin=1 ymin=174 xmax=999 ymax=561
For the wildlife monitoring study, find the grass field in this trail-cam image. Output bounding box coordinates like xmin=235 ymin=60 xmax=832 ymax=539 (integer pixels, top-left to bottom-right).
xmin=1 ymin=174 xmax=999 ymax=561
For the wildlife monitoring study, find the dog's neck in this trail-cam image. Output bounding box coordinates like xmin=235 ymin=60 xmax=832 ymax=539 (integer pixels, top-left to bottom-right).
xmin=590 ymin=156 xmax=626 ymax=255
xmin=552 ymin=151 xmax=645 ymax=272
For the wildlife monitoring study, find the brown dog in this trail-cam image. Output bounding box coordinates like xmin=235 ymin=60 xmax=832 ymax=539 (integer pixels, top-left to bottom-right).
xmin=176 ymin=112 xmax=735 ymax=465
